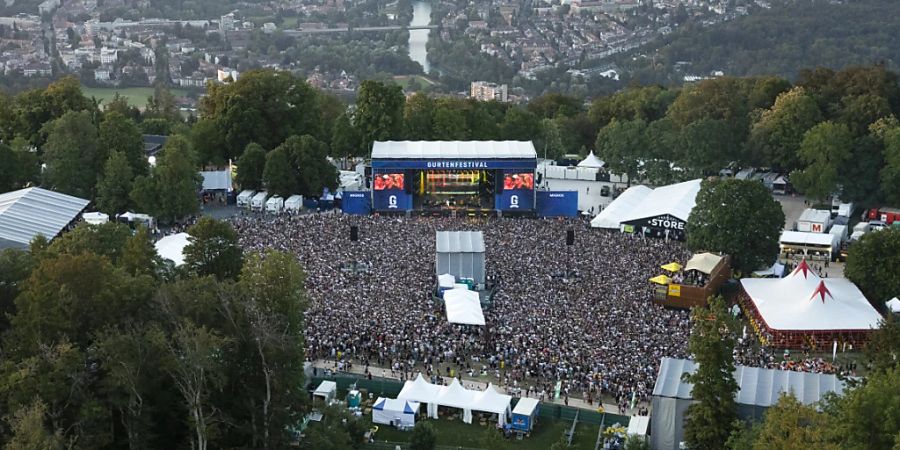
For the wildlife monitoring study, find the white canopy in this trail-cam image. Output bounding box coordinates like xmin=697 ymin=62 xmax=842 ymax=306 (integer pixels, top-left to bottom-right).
xmin=618 ymin=179 xmax=702 ymax=224
xmin=444 ymin=289 xmax=485 ymax=326
xmin=472 ymin=384 xmax=512 ymax=425
xmin=684 ymin=253 xmax=723 ymax=274
xmin=398 ymin=374 xmax=442 ymax=419
xmin=591 ymin=185 xmax=652 ymax=229
xmin=438 ymin=273 xmax=456 ymax=289
xmin=154 ymin=232 xmax=190 ymax=266
xmin=512 ymin=397 xmax=539 ymax=417
xmin=437 ymin=378 xmax=476 ymax=423
xmin=753 ymin=262 xmax=785 ymax=278
xmin=740 ymin=261 xmax=882 ymax=331
xmin=627 ymin=415 xmax=650 ymax=436
xmin=887 ymin=297 xmax=900 ymax=313
xmin=200 ymin=170 xmax=232 ymax=191
xmin=372 ymin=397 xmax=420 ymax=428
xmin=577 ymin=151 xmax=605 ymax=168
xmin=313 ymin=380 xmax=337 ymax=402
xmin=780 ymin=230 xmax=837 ymax=247
xmin=82 ymin=212 xmax=109 ymax=225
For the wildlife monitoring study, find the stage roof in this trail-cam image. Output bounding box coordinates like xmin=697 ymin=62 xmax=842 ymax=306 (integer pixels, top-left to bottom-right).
xmin=780 ymin=231 xmax=837 ymax=247
xmin=0 ymin=187 xmax=90 ymax=249
xmin=740 ymin=261 xmax=881 ymax=332
xmin=436 ymin=231 xmax=485 ymax=253
xmin=372 ymin=141 xmax=537 ymax=160
xmin=653 ymin=357 xmax=845 ymax=406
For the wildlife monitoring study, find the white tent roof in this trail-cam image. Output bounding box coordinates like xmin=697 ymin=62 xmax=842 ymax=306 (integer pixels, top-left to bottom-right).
xmin=0 ymin=187 xmax=90 ymax=249
xmin=373 ymin=397 xmax=420 ymax=414
xmin=780 ymin=231 xmax=837 ymax=247
xmin=740 ymin=261 xmax=882 ymax=331
xmin=200 ymin=170 xmax=232 ymax=191
xmin=82 ymin=212 xmax=109 ymax=225
xmin=265 ymin=196 xmax=283 ymax=206
xmin=591 ymin=185 xmax=653 ymax=229
xmin=314 ymin=380 xmax=337 ymax=397
xmin=619 ymin=179 xmax=702 ymax=223
xmin=512 ymin=397 xmax=539 ymax=416
xmin=444 ymin=289 xmax=485 ymax=326
xmin=436 ymin=231 xmax=485 ymax=253
xmin=398 ymin=374 xmax=442 ymax=403
xmin=886 ymin=297 xmax=900 ymax=313
xmin=472 ymin=384 xmax=512 ymax=415
xmin=627 ymin=415 xmax=650 ymax=436
xmin=436 ymin=378 xmax=476 ymax=409
xmin=154 ymin=232 xmax=190 ymax=266
xmin=372 ymin=141 xmax=537 ymax=160
xmin=438 ymin=273 xmax=456 ymax=289
xmin=684 ymin=253 xmax=723 ymax=274
xmin=653 ymin=357 xmax=845 ymax=406
xmin=237 ymin=189 xmax=255 ymax=199
xmin=577 ymin=151 xmax=605 ymax=168
xmin=753 ymin=262 xmax=785 ymax=278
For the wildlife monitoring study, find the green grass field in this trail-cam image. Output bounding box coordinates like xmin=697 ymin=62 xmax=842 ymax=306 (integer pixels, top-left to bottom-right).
xmin=81 ymin=87 xmax=191 ymax=109
xmin=392 ymin=75 xmax=438 ymax=90
xmin=369 ymin=416 xmax=600 ymax=450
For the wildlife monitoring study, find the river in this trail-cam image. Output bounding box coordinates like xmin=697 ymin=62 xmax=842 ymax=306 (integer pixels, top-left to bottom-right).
xmin=408 ymin=1 xmax=431 ymax=74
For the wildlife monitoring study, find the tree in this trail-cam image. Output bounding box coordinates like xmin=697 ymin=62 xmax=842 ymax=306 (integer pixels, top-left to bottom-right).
xmin=677 ymin=118 xmax=738 ymax=176
xmin=845 ymin=228 xmax=900 ymax=304
xmin=331 ymin=112 xmax=363 ymax=160
xmin=409 ymin=421 xmax=437 ymax=450
xmin=682 ymin=296 xmax=739 ymax=450
xmin=791 ymin=121 xmax=853 ymax=201
xmin=290 ymin=135 xmax=338 ymax=198
xmin=595 ymin=119 xmax=646 ymax=184
xmin=403 ymin=93 xmax=435 ymax=140
xmin=262 ymin=145 xmax=299 ymax=198
xmin=96 ymin=151 xmax=134 ymax=216
xmin=550 ymin=431 xmax=569 ymax=450
xmin=0 ymin=249 xmax=33 ymax=332
xmin=191 ymin=118 xmax=228 ymax=167
xmin=2 ymin=398 xmax=65 ymax=450
xmin=183 ymin=217 xmax=243 ymax=281
xmin=686 ymin=179 xmax=784 ymax=274
xmin=131 ymin=135 xmax=201 ymax=223
xmin=47 ymin=221 xmax=133 ymax=264
xmin=881 ymin=127 xmax=900 ymax=206
xmin=752 ymin=394 xmax=837 ymax=450
xmin=41 ymin=110 xmax=103 ymax=199
xmin=354 ymin=80 xmax=404 ymax=152
xmin=235 ymin=143 xmax=266 ymax=190
xmin=746 ymin=87 xmax=823 ymax=170
xmin=0 ymin=143 xmax=21 ymax=192
xmin=100 ymin=111 xmax=147 ymax=176
xmin=831 ymin=366 xmax=900 ymax=450
xmin=121 ymin=226 xmax=161 ymax=278
xmin=501 ymin=107 xmax=540 ymax=141
xmin=623 ymin=434 xmax=651 ymax=450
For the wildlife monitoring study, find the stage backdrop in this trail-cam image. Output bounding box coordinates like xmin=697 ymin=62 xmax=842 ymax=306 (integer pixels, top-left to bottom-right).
xmin=536 ymin=191 xmax=578 ymax=217
xmin=495 ymin=170 xmax=535 ymax=211
xmin=342 ymin=191 xmax=371 ymax=215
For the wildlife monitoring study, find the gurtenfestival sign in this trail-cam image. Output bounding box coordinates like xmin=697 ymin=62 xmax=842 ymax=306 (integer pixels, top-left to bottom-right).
xmin=426 ymin=160 xmax=490 ymax=169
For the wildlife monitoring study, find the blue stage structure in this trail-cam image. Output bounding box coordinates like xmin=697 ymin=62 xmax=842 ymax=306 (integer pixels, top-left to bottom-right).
xmin=536 ymin=191 xmax=579 ymax=217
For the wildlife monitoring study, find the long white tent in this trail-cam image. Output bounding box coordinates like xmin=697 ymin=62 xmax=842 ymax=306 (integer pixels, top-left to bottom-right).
xmin=397 ymin=374 xmax=512 ymax=425
xmin=372 ymin=141 xmax=537 ymax=160
xmin=590 ymin=179 xmax=701 ymax=230
xmin=444 ymin=289 xmax=485 ymax=326
xmin=591 ymin=185 xmax=652 ymax=229
xmin=0 ymin=187 xmax=90 ymax=249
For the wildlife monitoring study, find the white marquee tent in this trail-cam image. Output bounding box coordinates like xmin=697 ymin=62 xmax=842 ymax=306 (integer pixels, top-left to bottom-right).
xmin=590 ymin=185 xmax=652 ymax=229
xmin=154 ymin=232 xmax=190 ymax=266
xmin=397 ymin=375 xmax=512 ymax=425
xmin=740 ymin=261 xmax=881 ymax=332
xmin=444 ymin=289 xmax=485 ymax=326
xmin=577 ymin=151 xmax=605 ymax=168
xmin=372 ymin=398 xmax=420 ymax=428
xmin=82 ymin=212 xmax=109 ymax=225
xmin=684 ymin=252 xmax=723 ymax=275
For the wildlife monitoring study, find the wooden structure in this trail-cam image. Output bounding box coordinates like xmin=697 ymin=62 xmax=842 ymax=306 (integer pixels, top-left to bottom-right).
xmin=652 ymin=254 xmax=732 ymax=309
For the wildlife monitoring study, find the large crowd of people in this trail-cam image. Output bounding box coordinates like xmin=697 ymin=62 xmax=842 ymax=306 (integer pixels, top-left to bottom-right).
xmin=231 ymin=213 xmax=700 ymax=409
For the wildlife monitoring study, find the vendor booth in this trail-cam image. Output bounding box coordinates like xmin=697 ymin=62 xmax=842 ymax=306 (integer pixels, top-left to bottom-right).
xmin=444 ymin=289 xmax=485 ymax=326
xmin=82 ymin=212 xmax=109 ymax=225
xmin=397 ymin=375 xmax=441 ymax=419
xmin=372 ymin=397 xmax=420 ymax=428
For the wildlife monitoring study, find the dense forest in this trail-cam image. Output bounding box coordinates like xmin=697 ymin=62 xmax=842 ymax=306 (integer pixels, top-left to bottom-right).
xmin=616 ymin=0 xmax=900 ymax=85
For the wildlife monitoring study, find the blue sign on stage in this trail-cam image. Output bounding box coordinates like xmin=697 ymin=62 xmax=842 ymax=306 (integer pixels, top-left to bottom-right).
xmin=372 ymin=190 xmax=412 ymax=211
xmin=341 ymin=191 xmax=371 ymax=215
xmin=536 ymin=191 xmax=578 ymax=217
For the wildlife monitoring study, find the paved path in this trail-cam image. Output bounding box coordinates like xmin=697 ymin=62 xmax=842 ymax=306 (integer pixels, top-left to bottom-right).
xmin=311 ymin=359 xmax=642 ymax=417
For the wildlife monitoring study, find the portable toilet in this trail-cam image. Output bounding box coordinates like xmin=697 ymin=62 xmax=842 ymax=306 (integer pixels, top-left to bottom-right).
xmin=347 ymin=390 xmax=361 ymax=408
xmin=285 ymin=194 xmax=303 ymax=213
xmin=511 ymin=397 xmax=539 ymax=435
xmin=236 ymin=190 xmax=256 ymax=208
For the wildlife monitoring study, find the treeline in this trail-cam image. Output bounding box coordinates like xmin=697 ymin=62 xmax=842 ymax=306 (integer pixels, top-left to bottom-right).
xmin=618 ymin=0 xmax=900 ymax=85
xmin=0 ymin=214 xmax=371 ymax=448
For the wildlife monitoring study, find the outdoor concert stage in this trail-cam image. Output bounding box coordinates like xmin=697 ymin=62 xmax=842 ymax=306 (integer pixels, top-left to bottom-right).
xmin=370 ymin=141 xmax=540 ymax=216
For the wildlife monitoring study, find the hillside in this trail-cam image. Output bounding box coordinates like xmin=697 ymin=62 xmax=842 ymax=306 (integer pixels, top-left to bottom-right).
xmin=615 ymin=0 xmax=900 ymax=84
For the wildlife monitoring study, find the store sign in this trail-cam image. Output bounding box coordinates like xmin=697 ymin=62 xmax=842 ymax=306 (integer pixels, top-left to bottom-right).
xmin=646 ymin=214 xmax=686 ymax=230
xmin=668 ymin=284 xmax=682 ymax=297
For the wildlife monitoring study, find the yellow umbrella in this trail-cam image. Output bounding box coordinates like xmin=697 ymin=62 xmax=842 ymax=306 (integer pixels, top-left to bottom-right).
xmin=661 ymin=262 xmax=683 ymax=272
xmin=649 ymin=275 xmax=672 ymax=285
